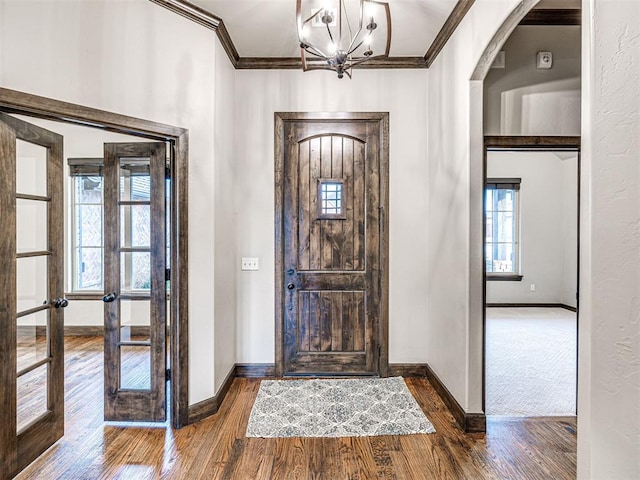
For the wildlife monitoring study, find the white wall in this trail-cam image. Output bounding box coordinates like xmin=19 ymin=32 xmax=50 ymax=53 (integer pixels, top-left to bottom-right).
xmin=425 ymin=0 xmax=533 ymax=413
xmin=560 ymin=155 xmax=578 ymax=308
xmin=233 ymin=69 xmax=429 ymax=364
xmin=213 ymin=39 xmax=237 ymax=392
xmin=0 ymin=0 xmax=219 ymax=405
xmin=484 ymin=25 xmax=581 ymax=135
xmin=486 ymin=151 xmax=577 ymax=307
xmin=579 ymin=0 xmax=640 ymax=478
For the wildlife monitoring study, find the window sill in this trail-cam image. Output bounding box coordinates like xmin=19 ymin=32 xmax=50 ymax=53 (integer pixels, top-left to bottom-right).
xmin=486 ymin=274 xmax=523 ymax=282
xmin=65 ymin=292 xmax=104 ymax=301
xmin=65 ymin=292 xmax=171 ymax=301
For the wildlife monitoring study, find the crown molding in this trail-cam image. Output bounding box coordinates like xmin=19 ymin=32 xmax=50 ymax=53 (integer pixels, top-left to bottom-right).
xmin=150 ymin=0 xmax=475 ymax=71
xmin=215 ymin=20 xmax=240 ymax=67
xmin=519 ymin=9 xmax=581 ymax=26
xmin=150 ymin=0 xmax=239 ymax=67
xmin=424 ymin=0 xmax=476 ymax=67
xmin=236 ymin=56 xmax=427 ymax=70
xmin=149 ymin=0 xmax=220 ymax=29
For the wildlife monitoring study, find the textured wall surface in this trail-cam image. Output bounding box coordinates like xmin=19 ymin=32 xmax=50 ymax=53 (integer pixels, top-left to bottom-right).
xmin=579 ymin=0 xmax=640 ymax=477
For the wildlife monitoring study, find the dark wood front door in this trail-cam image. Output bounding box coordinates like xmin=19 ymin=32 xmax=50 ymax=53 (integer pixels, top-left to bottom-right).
xmin=275 ymin=113 xmax=389 ymax=376
xmin=102 ymin=142 xmax=167 ymax=422
xmin=0 ymin=113 xmax=65 ymax=477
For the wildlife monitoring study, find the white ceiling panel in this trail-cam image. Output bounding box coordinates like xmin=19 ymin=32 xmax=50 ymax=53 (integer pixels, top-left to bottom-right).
xmin=190 ymin=0 xmax=460 ymax=57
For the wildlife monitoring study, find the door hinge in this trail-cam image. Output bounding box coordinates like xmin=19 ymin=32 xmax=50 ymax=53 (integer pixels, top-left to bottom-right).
xmin=165 ymin=368 xmax=171 ymax=382
xmin=165 ymin=268 xmax=171 ymax=281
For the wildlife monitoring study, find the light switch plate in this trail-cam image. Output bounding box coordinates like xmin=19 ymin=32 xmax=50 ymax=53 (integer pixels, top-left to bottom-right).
xmin=241 ymin=257 xmax=259 ymax=271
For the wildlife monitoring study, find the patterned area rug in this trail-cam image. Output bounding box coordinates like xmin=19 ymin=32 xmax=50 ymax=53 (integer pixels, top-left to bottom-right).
xmin=245 ymin=377 xmax=435 ymax=438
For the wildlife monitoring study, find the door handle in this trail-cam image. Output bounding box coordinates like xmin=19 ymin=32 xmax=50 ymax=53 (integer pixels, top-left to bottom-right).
xmin=51 ymin=298 xmax=69 ymax=308
xmin=103 ymin=292 xmax=117 ymax=303
xmin=287 ymin=283 xmax=295 ymax=290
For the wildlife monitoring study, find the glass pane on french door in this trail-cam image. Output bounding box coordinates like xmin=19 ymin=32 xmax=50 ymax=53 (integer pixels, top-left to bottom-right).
xmin=16 ymin=142 xmax=51 ymax=433
xmin=16 ymin=139 xmax=47 ymax=197
xmin=120 ymin=299 xmax=151 ymax=390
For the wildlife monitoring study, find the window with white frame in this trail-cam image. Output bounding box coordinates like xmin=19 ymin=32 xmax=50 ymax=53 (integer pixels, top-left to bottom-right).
xmin=69 ymin=159 xmax=104 ymax=291
xmin=69 ymin=158 xmax=162 ymax=293
xmin=485 ymin=178 xmax=521 ymax=279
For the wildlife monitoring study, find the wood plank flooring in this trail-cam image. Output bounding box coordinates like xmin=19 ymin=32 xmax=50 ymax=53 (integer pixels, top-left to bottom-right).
xmin=16 ymin=336 xmax=577 ymax=479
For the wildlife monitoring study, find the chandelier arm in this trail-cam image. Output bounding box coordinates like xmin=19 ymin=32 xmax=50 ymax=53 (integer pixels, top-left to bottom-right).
xmin=304 ymin=40 xmax=330 ymax=58
xmin=381 ymin=1 xmax=391 ymax=57
xmin=304 ymin=48 xmax=329 ymax=59
xmin=304 ymin=10 xmax=323 ymax=24
xmin=346 ymin=26 xmax=364 ymax=54
xmin=348 ymin=39 xmax=365 ymax=55
xmin=355 ymin=0 xmax=391 ymax=57
xmin=325 ymin=22 xmax=335 ymax=47
xmin=297 ymin=0 xmax=324 ymax=46
xmin=346 ymin=0 xmax=365 ymax=54
xmin=343 ymin=0 xmax=354 ymax=45
xmin=296 ymin=0 xmax=304 ymax=42
xmin=338 ymin=0 xmax=343 ymax=51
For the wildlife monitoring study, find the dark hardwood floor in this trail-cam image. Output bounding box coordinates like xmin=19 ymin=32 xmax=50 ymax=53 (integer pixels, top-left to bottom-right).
xmin=16 ymin=336 xmax=577 ymax=479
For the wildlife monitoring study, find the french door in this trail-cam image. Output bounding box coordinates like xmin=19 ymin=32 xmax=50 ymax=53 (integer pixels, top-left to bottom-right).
xmin=102 ymin=142 xmax=167 ymax=422
xmin=0 ymin=113 xmax=65 ymax=477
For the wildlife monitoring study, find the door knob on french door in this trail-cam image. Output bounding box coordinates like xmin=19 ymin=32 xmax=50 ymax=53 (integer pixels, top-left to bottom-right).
xmin=287 ymin=283 xmax=295 ymax=290
xmin=51 ymin=298 xmax=69 ymax=308
xmin=103 ymin=292 xmax=117 ymax=303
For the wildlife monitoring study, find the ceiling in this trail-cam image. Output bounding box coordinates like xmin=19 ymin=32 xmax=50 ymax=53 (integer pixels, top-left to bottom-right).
xmin=188 ymin=0 xmax=460 ymax=58
xmin=159 ymin=0 xmax=581 ymax=66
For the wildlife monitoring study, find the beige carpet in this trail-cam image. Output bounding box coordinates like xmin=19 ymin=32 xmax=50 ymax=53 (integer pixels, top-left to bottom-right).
xmin=486 ymin=307 xmax=577 ymax=416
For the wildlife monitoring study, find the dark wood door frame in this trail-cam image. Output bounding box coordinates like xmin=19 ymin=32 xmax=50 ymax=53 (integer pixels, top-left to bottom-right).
xmin=274 ymin=112 xmax=390 ymax=377
xmin=0 ymin=87 xmax=190 ymax=429
xmin=482 ymin=135 xmax=581 ymax=414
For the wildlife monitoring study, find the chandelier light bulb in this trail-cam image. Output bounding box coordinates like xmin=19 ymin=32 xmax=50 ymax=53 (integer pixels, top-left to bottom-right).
xmin=296 ymin=0 xmax=391 ymax=79
xmin=321 ymin=9 xmax=334 ymax=24
xmin=365 ymin=2 xmax=376 ymax=17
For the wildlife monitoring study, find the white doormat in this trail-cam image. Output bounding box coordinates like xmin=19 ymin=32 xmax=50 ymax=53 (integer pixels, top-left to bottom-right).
xmin=246 ymin=377 xmax=436 ymax=438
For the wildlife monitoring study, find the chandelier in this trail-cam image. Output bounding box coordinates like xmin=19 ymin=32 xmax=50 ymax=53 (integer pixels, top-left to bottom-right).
xmin=296 ymin=0 xmax=391 ymax=79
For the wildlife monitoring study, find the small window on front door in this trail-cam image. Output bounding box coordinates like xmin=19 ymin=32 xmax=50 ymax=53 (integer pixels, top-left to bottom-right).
xmin=318 ymin=179 xmax=346 ymax=219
